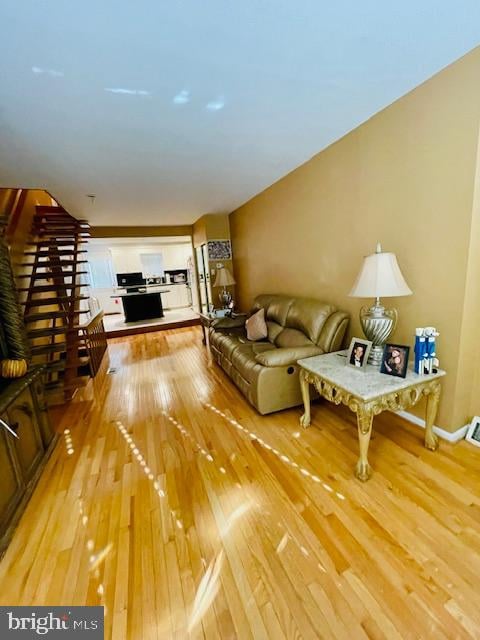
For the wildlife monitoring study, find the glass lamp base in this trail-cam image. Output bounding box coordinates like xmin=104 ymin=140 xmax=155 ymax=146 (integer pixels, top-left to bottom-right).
xmin=359 ymin=301 xmax=398 ymax=365
xmin=219 ymin=288 xmax=232 ymax=308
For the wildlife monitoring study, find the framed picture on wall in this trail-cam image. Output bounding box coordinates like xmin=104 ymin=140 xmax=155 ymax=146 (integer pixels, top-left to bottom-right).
xmin=207 ymin=240 xmax=232 ymax=260
xmin=465 ymin=416 xmax=480 ymax=448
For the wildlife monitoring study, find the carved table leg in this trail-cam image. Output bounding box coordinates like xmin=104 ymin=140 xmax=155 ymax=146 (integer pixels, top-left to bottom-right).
xmin=355 ymin=407 xmax=374 ymax=481
xmin=299 ymin=370 xmax=311 ymax=428
xmin=424 ymin=382 xmax=440 ymax=451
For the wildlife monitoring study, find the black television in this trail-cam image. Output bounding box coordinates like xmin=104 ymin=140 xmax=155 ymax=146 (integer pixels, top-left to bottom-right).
xmin=116 ymin=272 xmax=146 ymax=292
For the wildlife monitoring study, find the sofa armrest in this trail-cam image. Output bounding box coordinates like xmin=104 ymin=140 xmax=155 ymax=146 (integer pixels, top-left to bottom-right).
xmin=211 ymin=316 xmax=246 ymax=330
xmin=255 ymin=345 xmax=323 ymax=367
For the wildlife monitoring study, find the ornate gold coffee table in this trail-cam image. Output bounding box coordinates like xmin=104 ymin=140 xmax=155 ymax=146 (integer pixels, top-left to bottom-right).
xmin=297 ymin=351 xmax=446 ymax=481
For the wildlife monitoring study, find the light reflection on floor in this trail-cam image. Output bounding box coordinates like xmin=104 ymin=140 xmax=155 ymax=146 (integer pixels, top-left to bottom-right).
xmin=203 ymin=401 xmax=347 ymax=502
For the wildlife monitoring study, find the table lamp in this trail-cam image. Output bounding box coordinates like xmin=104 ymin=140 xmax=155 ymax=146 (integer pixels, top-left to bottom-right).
xmin=349 ymin=243 xmax=412 ymax=365
xmin=213 ymin=265 xmax=236 ymax=307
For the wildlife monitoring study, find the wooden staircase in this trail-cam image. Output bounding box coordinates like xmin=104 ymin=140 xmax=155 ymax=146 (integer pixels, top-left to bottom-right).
xmin=17 ymin=205 xmax=106 ymax=402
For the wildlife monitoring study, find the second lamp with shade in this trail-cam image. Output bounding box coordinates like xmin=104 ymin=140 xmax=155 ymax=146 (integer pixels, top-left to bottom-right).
xmin=213 ymin=265 xmax=236 ymax=308
xmin=349 ymin=243 xmax=412 ymax=366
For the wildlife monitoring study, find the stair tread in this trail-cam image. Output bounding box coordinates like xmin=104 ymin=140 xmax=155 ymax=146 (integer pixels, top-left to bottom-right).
xmin=33 ymin=219 xmax=89 ymax=224
xmin=34 ymin=213 xmax=86 ymax=219
xmin=27 ymin=240 xmax=89 ymax=246
xmin=17 ymin=270 xmax=89 ymax=278
xmin=31 ymin=344 xmax=88 ymax=356
xmin=24 ymin=310 xmax=90 ymax=322
xmin=34 ymin=228 xmax=90 ymax=233
xmin=34 ymin=219 xmax=89 ymax=223
xmin=33 ymin=234 xmax=90 ymax=239
xmin=35 ymin=206 xmax=67 ymax=213
xmin=20 ymin=295 xmax=89 ymax=306
xmin=18 ymin=260 xmax=88 ymax=266
xmin=17 ymin=284 xmax=89 ymax=291
xmin=31 ymin=343 xmax=67 ymax=355
xmin=27 ymin=326 xmax=86 ymax=337
xmin=43 ymin=358 xmax=90 ymax=372
xmin=23 ymin=250 xmax=88 ymax=256
xmin=34 ymin=216 xmax=88 ymax=221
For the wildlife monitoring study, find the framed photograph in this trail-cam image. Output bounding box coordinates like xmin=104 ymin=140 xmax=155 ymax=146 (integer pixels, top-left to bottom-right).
xmin=380 ymin=343 xmax=410 ymax=378
xmin=346 ymin=338 xmax=372 ymax=370
xmin=208 ymin=240 xmax=232 ymax=260
xmin=465 ymin=416 xmax=480 ymax=448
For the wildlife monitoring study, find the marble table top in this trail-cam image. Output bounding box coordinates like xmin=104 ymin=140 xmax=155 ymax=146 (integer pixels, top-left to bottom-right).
xmin=298 ymin=350 xmax=446 ymax=402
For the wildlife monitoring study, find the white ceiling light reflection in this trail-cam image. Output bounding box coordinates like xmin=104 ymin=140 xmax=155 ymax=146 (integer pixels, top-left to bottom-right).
xmin=188 ymin=549 xmax=224 ymax=634
xmin=173 ymin=89 xmax=190 ymax=105
xmin=104 ymin=88 xmax=151 ymax=96
xmin=32 ymin=66 xmax=64 ymax=77
xmin=205 ymin=96 xmax=225 ymax=111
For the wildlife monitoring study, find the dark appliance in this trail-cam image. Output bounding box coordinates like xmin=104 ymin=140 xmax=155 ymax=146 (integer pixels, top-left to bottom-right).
xmin=116 ymin=272 xmax=146 ymax=293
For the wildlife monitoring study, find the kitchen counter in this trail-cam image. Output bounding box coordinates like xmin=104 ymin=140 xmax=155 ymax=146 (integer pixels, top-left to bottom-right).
xmin=111 ymin=288 xmax=171 ymax=298
xmin=111 ymin=289 xmax=168 ymax=322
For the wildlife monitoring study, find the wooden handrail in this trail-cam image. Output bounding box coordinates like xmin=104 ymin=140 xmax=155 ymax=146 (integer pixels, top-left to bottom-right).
xmin=80 ymin=309 xmax=107 ymax=377
xmin=78 ymin=308 xmax=104 ymax=330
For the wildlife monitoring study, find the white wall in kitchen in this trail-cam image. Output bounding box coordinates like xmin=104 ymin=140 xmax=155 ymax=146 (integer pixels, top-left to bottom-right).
xmin=109 ymin=243 xmax=191 ymax=274
xmin=88 ymin=238 xmax=195 ymax=314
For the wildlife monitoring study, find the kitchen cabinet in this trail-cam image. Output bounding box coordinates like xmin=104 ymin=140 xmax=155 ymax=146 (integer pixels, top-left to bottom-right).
xmin=0 ymin=367 xmax=57 ymax=556
xmin=161 ymin=284 xmax=190 ymax=309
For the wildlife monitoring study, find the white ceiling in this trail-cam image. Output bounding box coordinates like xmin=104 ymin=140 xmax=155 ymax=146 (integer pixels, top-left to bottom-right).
xmin=1 ymin=1 xmax=480 ymax=226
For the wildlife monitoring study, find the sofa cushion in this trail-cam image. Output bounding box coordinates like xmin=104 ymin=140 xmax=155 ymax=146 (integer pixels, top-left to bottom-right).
xmin=246 ymin=308 xmax=268 ymax=341
xmin=266 ymin=321 xmax=283 ymax=344
xmin=275 ymin=328 xmax=313 ymax=348
xmin=255 ymin=345 xmax=323 ymax=367
xmin=285 ymin=298 xmax=336 ymax=344
xmin=252 ymin=294 xmax=293 ymax=327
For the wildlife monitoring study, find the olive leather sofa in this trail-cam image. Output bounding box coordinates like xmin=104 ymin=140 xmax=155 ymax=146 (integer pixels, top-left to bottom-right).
xmin=209 ymin=294 xmax=349 ymax=414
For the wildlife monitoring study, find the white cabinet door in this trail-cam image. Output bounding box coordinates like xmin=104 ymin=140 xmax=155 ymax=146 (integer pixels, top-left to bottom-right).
xmin=177 ymin=285 xmax=190 ymax=307
xmin=161 ymin=286 xmax=189 ymax=309
xmin=160 ymin=289 xmax=173 ymax=309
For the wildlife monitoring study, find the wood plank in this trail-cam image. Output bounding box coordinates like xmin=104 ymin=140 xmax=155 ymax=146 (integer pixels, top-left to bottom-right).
xmin=0 ymin=326 xmax=478 ymax=640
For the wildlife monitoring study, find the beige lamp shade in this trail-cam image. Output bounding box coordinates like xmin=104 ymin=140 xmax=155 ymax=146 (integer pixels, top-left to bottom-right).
xmin=349 ymin=248 xmax=412 ymax=298
xmin=213 ymin=266 xmax=235 ymax=288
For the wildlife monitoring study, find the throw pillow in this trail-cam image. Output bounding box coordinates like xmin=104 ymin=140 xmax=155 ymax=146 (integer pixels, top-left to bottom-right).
xmin=245 ymin=308 xmax=268 ymax=341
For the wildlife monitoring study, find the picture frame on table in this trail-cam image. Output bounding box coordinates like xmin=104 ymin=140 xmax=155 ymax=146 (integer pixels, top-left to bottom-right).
xmin=465 ymin=416 xmax=480 ymax=448
xmin=346 ymin=337 xmax=372 ymax=371
xmin=380 ymin=343 xmax=410 ymax=378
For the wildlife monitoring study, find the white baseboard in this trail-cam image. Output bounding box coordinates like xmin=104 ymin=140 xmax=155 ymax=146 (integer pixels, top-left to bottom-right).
xmin=394 ymin=410 xmax=469 ymax=443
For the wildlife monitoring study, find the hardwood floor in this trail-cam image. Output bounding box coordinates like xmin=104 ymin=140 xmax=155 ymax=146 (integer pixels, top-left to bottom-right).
xmin=1 ymin=326 xmax=479 ymax=639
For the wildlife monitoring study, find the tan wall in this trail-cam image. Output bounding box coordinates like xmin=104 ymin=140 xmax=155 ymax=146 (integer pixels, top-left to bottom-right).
xmin=192 ymin=216 xmax=207 ymax=248
xmin=459 ymin=122 xmax=480 ymax=423
xmin=91 ymin=225 xmax=192 ymax=238
xmin=5 ymin=189 xmax=53 ymax=276
xmin=192 ymin=214 xmax=231 ymax=248
xmin=230 ymin=48 xmax=480 ymax=431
